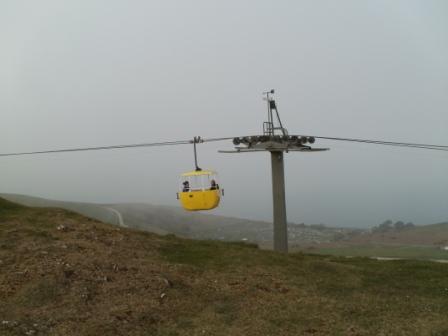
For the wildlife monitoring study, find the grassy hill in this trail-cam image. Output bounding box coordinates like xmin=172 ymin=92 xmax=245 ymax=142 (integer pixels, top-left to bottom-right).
xmin=1 ymin=198 xmax=448 ymax=335
xmin=306 ymin=222 xmax=448 ymax=261
xmin=0 ymin=194 xmax=354 ymax=248
xmin=0 ymin=194 xmax=276 ymax=238
xmin=0 ymin=193 xmax=121 ymax=227
xmin=347 ymin=222 xmax=448 ymax=247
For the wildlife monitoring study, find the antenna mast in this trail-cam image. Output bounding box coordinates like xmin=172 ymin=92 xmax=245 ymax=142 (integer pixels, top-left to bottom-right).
xmin=263 ymin=89 xmax=287 ymax=137
xmin=220 ymin=90 xmax=329 ymax=252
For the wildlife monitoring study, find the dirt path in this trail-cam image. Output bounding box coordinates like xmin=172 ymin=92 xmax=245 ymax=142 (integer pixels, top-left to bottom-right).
xmin=104 ymin=207 xmax=127 ymax=228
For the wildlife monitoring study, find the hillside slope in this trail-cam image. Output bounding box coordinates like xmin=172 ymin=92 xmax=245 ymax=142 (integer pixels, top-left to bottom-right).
xmin=1 ymin=194 xmax=352 ymax=247
xmin=0 ymin=193 xmax=121 ymax=227
xmin=348 ymin=222 xmax=448 ymax=246
xmin=1 ymin=198 xmax=448 ymax=335
xmin=0 ymin=193 xmax=273 ymax=238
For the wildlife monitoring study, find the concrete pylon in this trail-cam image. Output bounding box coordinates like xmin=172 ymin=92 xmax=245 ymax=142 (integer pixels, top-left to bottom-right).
xmin=270 ymin=151 xmax=288 ymax=252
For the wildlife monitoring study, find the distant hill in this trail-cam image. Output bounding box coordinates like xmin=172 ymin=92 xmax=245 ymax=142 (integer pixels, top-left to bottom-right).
xmin=1 ymin=194 xmax=354 ymax=247
xmin=0 ymin=193 xmax=274 ymax=239
xmin=108 ymin=202 xmax=273 ymax=239
xmin=1 ymin=193 xmax=121 ymax=227
xmin=306 ymin=220 xmax=448 ymax=261
xmin=2 ymin=197 xmax=448 ymax=335
xmin=342 ymin=222 xmax=448 ymax=247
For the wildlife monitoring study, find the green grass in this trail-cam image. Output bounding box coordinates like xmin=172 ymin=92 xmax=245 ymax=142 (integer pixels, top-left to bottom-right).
xmin=156 ymin=236 xmax=448 ymax=334
xmin=311 ymin=244 xmax=448 ymax=260
xmin=0 ymin=198 xmax=25 ymax=215
xmin=159 ymin=236 xmax=303 ymax=272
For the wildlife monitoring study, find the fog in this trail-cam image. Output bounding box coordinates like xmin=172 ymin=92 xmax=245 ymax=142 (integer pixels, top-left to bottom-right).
xmin=1 ymin=1 xmax=447 ymax=227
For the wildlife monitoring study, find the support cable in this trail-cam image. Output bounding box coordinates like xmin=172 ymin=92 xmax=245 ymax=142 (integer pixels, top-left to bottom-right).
xmin=0 ymin=140 xmax=192 ymax=157
xmin=298 ymin=135 xmax=448 ymax=151
xmin=0 ymin=135 xmax=446 ymax=157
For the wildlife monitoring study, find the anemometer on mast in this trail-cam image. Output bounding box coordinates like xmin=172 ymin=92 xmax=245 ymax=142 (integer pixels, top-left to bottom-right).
xmin=263 ymin=89 xmax=287 ymax=136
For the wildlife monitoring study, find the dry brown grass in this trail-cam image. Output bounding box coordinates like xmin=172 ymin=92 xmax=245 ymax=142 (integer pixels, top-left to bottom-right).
xmin=1 ymin=198 xmax=448 ymax=335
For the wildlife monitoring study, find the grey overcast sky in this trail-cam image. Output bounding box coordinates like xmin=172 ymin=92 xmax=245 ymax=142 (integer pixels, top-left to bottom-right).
xmin=1 ymin=0 xmax=447 ymax=227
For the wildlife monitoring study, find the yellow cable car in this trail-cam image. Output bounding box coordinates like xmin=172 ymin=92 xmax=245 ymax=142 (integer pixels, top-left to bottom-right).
xmin=178 ymin=170 xmax=221 ymax=211
xmin=177 ymin=136 xmax=223 ymax=211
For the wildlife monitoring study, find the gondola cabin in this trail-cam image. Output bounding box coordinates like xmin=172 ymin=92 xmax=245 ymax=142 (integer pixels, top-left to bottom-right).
xmin=178 ymin=170 xmax=222 ymax=211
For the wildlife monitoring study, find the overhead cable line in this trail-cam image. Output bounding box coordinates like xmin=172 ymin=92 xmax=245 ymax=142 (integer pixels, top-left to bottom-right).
xmin=0 ymin=135 xmax=446 ymax=157
xmin=305 ymin=135 xmax=448 ymax=148
xmin=0 ymin=137 xmax=235 ymax=157
xmin=0 ymin=139 xmax=192 ymax=157
xmin=298 ymin=135 xmax=448 ymax=151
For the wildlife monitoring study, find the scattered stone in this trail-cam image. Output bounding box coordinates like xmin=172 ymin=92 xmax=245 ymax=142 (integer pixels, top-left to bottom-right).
xmin=98 ymin=276 xmax=111 ymax=282
xmin=160 ymin=275 xmax=173 ymax=288
xmin=160 ymin=293 xmax=166 ymax=299
xmin=57 ymin=224 xmax=67 ymax=232
xmin=159 ymin=292 xmax=167 ymax=304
